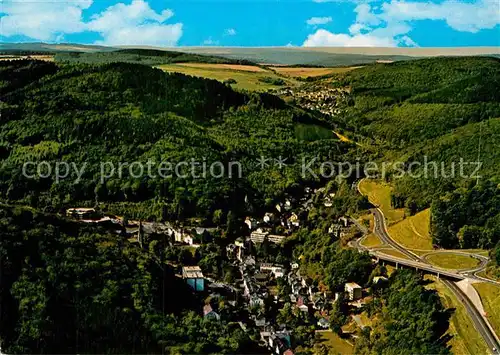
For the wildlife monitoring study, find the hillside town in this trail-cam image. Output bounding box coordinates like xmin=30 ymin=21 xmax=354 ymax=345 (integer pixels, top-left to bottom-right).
xmin=270 ymin=85 xmax=351 ymax=117
xmin=65 ymin=186 xmax=382 ymax=354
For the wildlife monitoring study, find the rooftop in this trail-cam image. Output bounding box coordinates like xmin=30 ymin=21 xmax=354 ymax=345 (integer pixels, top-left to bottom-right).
xmin=345 ymin=282 xmax=362 ymax=289
xmin=182 ymin=266 xmax=204 ymax=278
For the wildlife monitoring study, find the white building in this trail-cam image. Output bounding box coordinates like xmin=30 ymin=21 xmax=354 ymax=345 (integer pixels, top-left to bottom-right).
xmin=345 ymin=282 xmax=362 ymax=300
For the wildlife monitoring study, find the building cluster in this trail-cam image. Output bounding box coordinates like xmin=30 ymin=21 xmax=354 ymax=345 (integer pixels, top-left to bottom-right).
xmin=271 ymin=86 xmax=351 ymax=117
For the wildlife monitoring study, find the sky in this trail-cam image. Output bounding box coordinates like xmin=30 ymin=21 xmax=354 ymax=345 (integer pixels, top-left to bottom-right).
xmin=0 ymin=0 xmax=499 ymax=47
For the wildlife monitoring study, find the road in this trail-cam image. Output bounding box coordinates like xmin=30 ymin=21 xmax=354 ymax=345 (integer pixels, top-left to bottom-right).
xmin=354 ymin=182 xmax=500 ymax=354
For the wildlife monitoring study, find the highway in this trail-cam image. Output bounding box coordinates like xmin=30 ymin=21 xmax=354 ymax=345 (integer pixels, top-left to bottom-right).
xmin=354 ymin=182 xmax=500 ymax=354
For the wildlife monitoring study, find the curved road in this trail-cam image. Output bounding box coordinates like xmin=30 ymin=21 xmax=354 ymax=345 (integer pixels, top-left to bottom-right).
xmin=355 ymin=182 xmax=500 ymax=354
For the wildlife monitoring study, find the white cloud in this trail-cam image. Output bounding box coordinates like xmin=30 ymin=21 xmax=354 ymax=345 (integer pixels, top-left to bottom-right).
xmin=224 ymin=28 xmax=237 ymax=36
xmin=306 ymin=16 xmax=333 ymax=25
xmin=87 ymin=0 xmax=182 ymax=46
xmin=0 ymin=0 xmax=183 ymax=46
xmin=381 ymin=0 xmax=500 ymax=33
xmin=0 ymin=0 xmax=92 ymax=41
xmin=303 ymin=28 xmax=398 ymax=46
xmin=304 ymin=0 xmax=499 ymax=47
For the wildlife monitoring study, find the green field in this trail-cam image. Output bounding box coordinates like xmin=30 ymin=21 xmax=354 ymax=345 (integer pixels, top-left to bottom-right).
xmin=473 ymin=283 xmax=500 ymax=337
xmin=358 ymin=179 xmax=405 ymax=224
xmin=156 ymin=63 xmax=297 ymax=91
xmin=425 ymin=276 xmax=489 ymax=355
xmin=315 ymin=331 xmax=354 ymax=354
xmin=426 ymin=253 xmax=480 ymax=270
xmin=361 ymin=233 xmax=382 ymax=248
xmin=387 ymin=209 xmax=434 ymax=250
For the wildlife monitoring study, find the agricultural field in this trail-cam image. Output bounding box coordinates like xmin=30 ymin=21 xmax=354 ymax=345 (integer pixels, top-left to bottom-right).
xmin=425 ymin=253 xmax=480 ymax=270
xmin=175 ymin=62 xmax=267 ymax=72
xmin=425 ymin=276 xmax=489 ymax=355
xmin=387 ymin=209 xmax=433 ymax=250
xmin=156 ymin=63 xmax=298 ymax=91
xmin=269 ymin=66 xmax=359 ymax=78
xmin=472 ymin=283 xmax=500 ymax=336
xmin=0 ymin=55 xmax=54 ymax=62
xmin=358 ymin=179 xmax=405 ymax=224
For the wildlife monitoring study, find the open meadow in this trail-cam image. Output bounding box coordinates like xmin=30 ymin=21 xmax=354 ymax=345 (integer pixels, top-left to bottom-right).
xmin=387 ymin=209 xmax=433 ymax=250
xmin=269 ymin=66 xmax=359 ymax=78
xmin=358 ymin=179 xmax=405 ymax=224
xmin=473 ymin=283 xmax=500 ymax=336
xmin=156 ymin=63 xmax=298 ymax=91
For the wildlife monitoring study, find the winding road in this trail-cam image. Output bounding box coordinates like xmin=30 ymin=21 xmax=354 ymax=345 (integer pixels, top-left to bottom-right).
xmin=353 ymin=181 xmax=500 ymax=354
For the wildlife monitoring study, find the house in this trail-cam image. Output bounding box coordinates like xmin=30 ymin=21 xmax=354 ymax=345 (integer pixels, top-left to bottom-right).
xmin=296 ymin=296 xmax=309 ymax=313
xmin=182 ymin=266 xmax=205 ymax=292
xmin=339 ymin=216 xmax=349 ymax=227
xmin=268 ymin=235 xmax=286 ymax=244
xmin=66 ymin=208 xmax=100 ymax=220
xmin=245 ymin=217 xmax=258 ymax=230
xmin=345 ymin=282 xmax=362 ymax=300
xmin=273 ymin=268 xmax=285 ymax=279
xmin=250 ymin=229 xmax=269 ymax=243
xmin=183 ymin=235 xmax=194 ymax=245
xmin=317 ymin=318 xmax=330 ymax=329
xmin=250 ymin=295 xmax=264 ymax=307
xmin=288 ymin=213 xmax=300 ymax=227
xmin=203 ymin=304 xmax=220 ymax=320
xmin=263 ymin=212 xmax=275 ymax=223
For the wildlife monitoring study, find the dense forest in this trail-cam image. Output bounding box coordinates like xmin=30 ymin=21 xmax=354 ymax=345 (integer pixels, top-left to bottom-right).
xmin=1 ymin=54 xmax=499 ymax=353
xmin=334 ymin=57 xmax=500 ymax=250
xmin=0 ymin=205 xmax=262 ymax=354
xmin=0 ymin=59 xmax=348 ymax=223
xmin=55 ymin=49 xmax=257 ymax=66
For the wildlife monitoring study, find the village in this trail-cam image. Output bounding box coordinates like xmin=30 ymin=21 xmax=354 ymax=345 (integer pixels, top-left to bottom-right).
xmin=65 ymin=185 xmax=388 ymax=355
xmin=270 ymin=85 xmax=351 ymax=117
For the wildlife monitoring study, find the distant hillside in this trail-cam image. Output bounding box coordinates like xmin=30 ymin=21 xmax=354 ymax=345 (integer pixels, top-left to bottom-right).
xmin=144 ymin=46 xmax=500 ymax=66
xmin=0 ymin=42 xmax=116 ymax=54
xmin=333 ymin=56 xmax=500 ymax=250
xmin=54 ymin=49 xmax=257 ymax=66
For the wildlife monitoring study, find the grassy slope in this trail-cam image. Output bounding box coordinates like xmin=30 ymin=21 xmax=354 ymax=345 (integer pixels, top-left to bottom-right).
xmin=425 ymin=276 xmax=489 ymax=355
xmin=361 ymin=233 xmax=382 ymax=248
xmin=425 ymin=253 xmax=480 ymax=270
xmin=316 ymin=331 xmax=354 ymax=354
xmin=388 ymin=209 xmax=433 ymax=250
xmin=156 ymin=63 xmax=297 ymax=91
xmin=472 ymin=283 xmax=500 ymax=337
xmin=358 ymin=179 xmax=405 ymax=224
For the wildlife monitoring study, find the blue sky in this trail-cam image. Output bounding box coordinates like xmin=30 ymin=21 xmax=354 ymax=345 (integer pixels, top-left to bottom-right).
xmin=1 ymin=0 xmax=499 ymax=47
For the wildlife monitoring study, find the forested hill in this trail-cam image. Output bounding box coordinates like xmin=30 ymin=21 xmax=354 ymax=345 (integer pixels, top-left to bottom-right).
xmin=0 ymin=59 xmax=345 ymax=222
xmin=334 ymin=56 xmax=500 ymax=250
xmin=54 ymin=48 xmax=258 ymax=66
xmin=0 ymin=204 xmax=264 ymax=354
